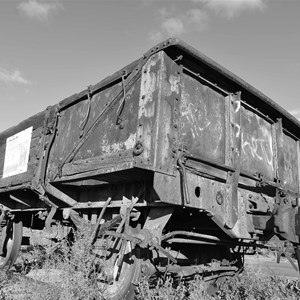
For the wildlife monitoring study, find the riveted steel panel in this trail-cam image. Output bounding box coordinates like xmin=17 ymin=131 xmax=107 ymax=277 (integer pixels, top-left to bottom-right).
xmin=48 ymin=78 xmax=141 ymax=179
xmin=240 ymin=106 xmax=274 ymax=180
xmin=179 ymin=74 xmax=226 ymax=164
xmin=283 ymin=134 xmax=299 ymax=192
xmin=76 ymin=80 xmax=140 ymax=158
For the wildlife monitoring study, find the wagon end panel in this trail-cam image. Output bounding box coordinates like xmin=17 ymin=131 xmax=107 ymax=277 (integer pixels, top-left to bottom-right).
xmin=46 ymin=74 xmax=143 ymax=183
xmin=0 ymin=110 xmax=49 ymax=191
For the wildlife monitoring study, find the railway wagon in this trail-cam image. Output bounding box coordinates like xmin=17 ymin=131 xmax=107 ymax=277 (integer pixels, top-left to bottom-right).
xmin=1 ymin=38 xmax=300 ymax=299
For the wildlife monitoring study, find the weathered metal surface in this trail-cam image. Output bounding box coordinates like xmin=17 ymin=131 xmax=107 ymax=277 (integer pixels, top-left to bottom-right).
xmin=283 ymin=134 xmax=299 ymax=192
xmin=151 ymin=53 xmax=181 ymax=174
xmin=273 ymin=118 xmax=284 ymax=185
xmin=240 ymin=106 xmax=274 ymax=181
xmin=47 ymin=78 xmax=140 ymax=181
xmin=2 ymin=39 xmax=300 ymax=293
xmin=135 ymin=53 xmax=162 ymax=167
xmin=179 ymin=72 xmax=226 ymax=165
xmin=135 ymin=51 xmax=180 ymax=175
xmin=224 ymin=93 xmax=242 ymax=229
xmin=153 ymin=171 xmax=182 ymax=206
xmin=59 ymin=150 xmax=134 ymax=181
xmin=0 ymin=38 xmax=299 ymax=246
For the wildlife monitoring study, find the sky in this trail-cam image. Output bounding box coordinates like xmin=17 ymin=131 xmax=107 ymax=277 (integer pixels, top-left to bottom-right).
xmin=0 ymin=0 xmax=299 ymax=132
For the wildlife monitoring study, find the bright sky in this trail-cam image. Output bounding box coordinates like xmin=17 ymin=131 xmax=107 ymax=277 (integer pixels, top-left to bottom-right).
xmin=0 ymin=0 xmax=299 ymax=132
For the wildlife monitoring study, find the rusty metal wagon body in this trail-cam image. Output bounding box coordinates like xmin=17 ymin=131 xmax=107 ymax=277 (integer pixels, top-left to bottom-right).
xmin=1 ymin=38 xmax=300 ymax=299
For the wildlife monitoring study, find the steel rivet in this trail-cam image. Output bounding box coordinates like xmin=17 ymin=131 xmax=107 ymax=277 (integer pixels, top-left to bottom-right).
xmin=216 ymin=192 xmax=223 ymax=205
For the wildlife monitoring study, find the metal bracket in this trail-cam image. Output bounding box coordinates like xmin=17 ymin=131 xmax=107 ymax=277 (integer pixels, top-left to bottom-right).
xmin=45 ymin=205 xmax=57 ymax=234
xmin=116 ymin=70 xmax=128 ymax=126
xmin=177 ymin=151 xmax=190 ymax=205
xmin=273 ymin=118 xmax=284 ymax=185
xmin=79 ymin=85 xmax=93 ymax=137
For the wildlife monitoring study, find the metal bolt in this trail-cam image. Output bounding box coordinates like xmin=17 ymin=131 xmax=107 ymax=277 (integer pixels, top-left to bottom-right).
xmin=279 ymin=191 xmax=287 ymax=198
xmin=216 ymin=192 xmax=223 ymax=205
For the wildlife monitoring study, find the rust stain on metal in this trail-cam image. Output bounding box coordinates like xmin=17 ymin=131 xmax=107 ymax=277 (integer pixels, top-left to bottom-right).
xmin=2 ymin=40 xmax=300 ymax=293
xmin=101 ymin=132 xmax=136 ymax=154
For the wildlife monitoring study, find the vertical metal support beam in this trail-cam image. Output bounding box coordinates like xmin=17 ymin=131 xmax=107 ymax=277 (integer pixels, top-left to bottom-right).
xmin=297 ymin=140 xmax=300 ymax=198
xmin=152 ymin=53 xmax=182 ymax=175
xmin=274 ymin=118 xmax=284 ymax=188
xmin=224 ymin=92 xmax=241 ymax=229
xmin=225 ymin=93 xmax=231 ymax=167
xmin=172 ymin=64 xmax=182 ymax=175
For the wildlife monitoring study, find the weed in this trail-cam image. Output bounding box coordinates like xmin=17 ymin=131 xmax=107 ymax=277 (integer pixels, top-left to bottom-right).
xmin=2 ymin=230 xmax=300 ymax=300
xmin=215 ymin=267 xmax=300 ymax=300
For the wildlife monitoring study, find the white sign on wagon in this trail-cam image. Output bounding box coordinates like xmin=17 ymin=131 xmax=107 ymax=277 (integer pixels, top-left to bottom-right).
xmin=3 ymin=127 xmax=33 ymax=178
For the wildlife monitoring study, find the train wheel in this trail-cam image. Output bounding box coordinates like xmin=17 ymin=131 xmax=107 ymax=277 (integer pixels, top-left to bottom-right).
xmin=101 ymin=240 xmax=140 ymax=300
xmin=0 ymin=219 xmax=23 ymax=269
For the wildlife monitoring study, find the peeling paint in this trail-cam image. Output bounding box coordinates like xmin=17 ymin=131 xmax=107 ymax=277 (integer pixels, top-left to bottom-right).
xmin=139 ymin=58 xmax=158 ymax=119
xmin=181 ymin=92 xmax=211 ymax=137
xmin=234 ymin=101 xmax=241 ymax=113
xmin=101 ymin=132 xmax=136 ymax=154
xmin=169 ymin=74 xmax=180 ymax=94
xmin=179 ymin=73 xmax=226 ymax=164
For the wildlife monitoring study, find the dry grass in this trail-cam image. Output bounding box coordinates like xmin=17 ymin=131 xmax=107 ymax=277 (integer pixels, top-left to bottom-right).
xmin=134 ymin=267 xmax=300 ymax=300
xmin=1 ymin=230 xmax=300 ymax=300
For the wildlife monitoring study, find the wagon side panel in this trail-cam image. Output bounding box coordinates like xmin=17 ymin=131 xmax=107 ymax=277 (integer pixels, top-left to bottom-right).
xmin=179 ymin=72 xmax=227 ymax=165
